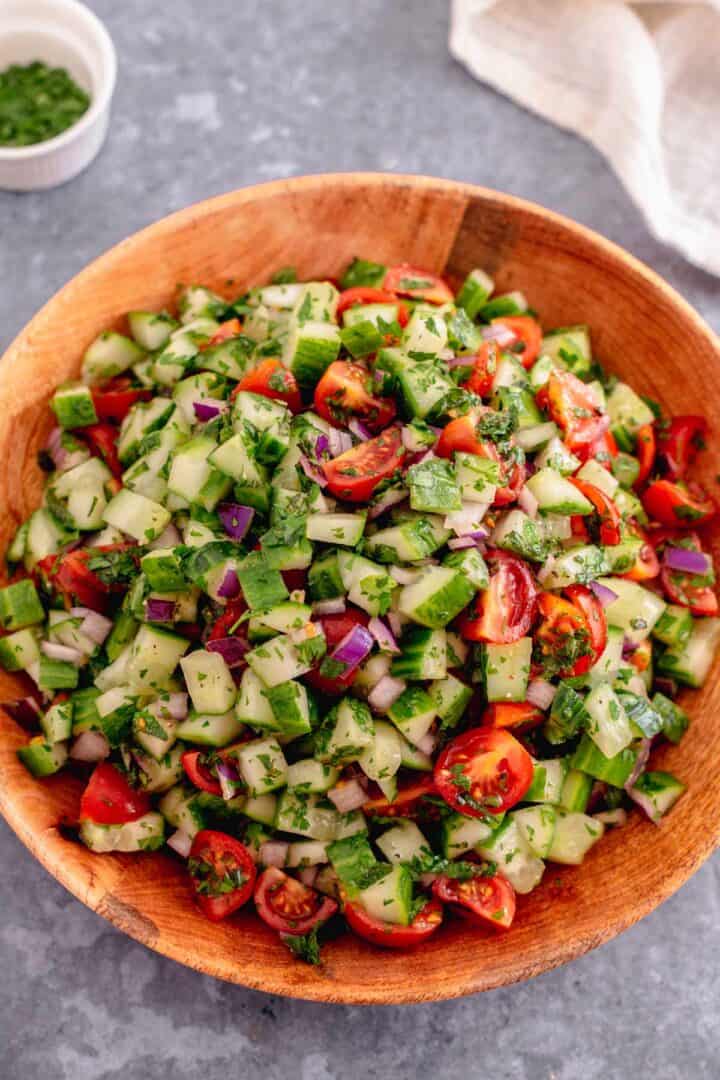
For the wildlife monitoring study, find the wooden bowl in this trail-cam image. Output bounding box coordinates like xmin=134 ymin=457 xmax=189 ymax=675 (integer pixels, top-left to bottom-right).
xmin=1 ymin=174 xmax=719 ymax=1004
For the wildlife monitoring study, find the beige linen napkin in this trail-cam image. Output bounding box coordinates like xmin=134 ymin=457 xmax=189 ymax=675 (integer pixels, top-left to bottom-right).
xmin=450 ymin=0 xmax=720 ymax=275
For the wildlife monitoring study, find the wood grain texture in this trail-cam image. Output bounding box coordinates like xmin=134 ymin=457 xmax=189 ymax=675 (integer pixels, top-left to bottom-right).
xmin=0 ymin=174 xmax=719 ymax=1004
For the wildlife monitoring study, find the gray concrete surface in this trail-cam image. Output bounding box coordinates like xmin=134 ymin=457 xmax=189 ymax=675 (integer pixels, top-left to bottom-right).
xmin=1 ymin=2 xmax=718 ymax=1077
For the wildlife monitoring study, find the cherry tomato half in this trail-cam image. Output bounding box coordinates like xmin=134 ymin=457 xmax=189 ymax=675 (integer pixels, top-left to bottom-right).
xmin=361 ymin=775 xmax=437 ymax=820
xmin=207 ymin=598 xmax=247 ymax=642
xmin=383 ymin=264 xmax=453 ymax=305
xmin=633 ymin=424 xmax=656 ymax=489
xmin=201 ymin=318 xmax=243 ymax=349
xmin=83 ymin=423 xmax=123 ymax=478
xmin=432 ymin=872 xmax=516 ymax=931
xmin=435 ymin=414 xmax=525 ymax=506
xmin=36 ymin=546 xmax=129 ymax=613
xmin=620 ymin=524 xmax=661 ymax=582
xmin=569 ymin=478 xmax=622 ymax=546
xmin=535 ymin=585 xmax=607 ymax=677
xmin=189 ymin=830 xmax=256 ymax=922
xmin=545 ymin=369 xmax=609 ymax=452
xmin=336 ymin=287 xmax=409 ymax=327
xmin=655 ymin=415 xmax=708 ymax=480
xmin=232 ymin=358 xmax=302 ymax=413
xmin=491 ymin=315 xmax=542 ymax=369
xmin=314 ymin=361 xmax=396 ymax=432
xmin=344 ymin=897 xmax=443 ymax=948
xmin=181 ymin=749 xmax=223 ymax=796
xmin=481 ymin=702 xmax=545 ymax=732
xmin=91 ymin=378 xmax=152 ymax=423
xmin=254 ymin=867 xmax=338 ymax=935
xmin=80 ymin=762 xmax=151 ymax=825
xmin=642 ymin=480 xmax=716 ymax=528
xmin=462 ymin=340 xmax=500 ymax=398
xmin=304 ymin=606 xmax=369 ymax=695
xmin=434 ymin=728 xmax=534 ymax=817
xmin=322 ymin=426 xmax=405 ymax=502
xmin=458 ymin=550 xmax=537 ymax=644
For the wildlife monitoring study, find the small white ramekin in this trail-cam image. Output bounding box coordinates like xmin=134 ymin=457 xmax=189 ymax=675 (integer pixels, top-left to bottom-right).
xmin=0 ymin=0 xmax=116 ymax=191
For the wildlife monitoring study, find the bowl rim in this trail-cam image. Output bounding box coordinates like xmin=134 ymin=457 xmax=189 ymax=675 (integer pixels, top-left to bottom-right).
xmin=1 ymin=172 xmax=719 ymax=1003
xmin=0 ymin=0 xmax=117 ymax=160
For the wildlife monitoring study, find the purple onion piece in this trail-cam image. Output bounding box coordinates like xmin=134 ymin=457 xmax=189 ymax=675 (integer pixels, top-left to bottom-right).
xmin=348 ymin=418 xmax=372 ymax=442
xmin=654 ymin=676 xmax=678 ymax=700
xmin=589 ymin=581 xmax=619 ymax=607
xmin=207 ymin=636 xmax=249 ymax=667
xmin=314 ymin=434 xmax=330 ymax=461
xmin=193 ymin=400 xmax=224 ymax=422
xmin=624 ymin=737 xmax=652 ymax=790
xmin=367 ymin=616 xmax=401 ymax=655
xmin=300 ymin=453 xmax=328 ymax=487
xmin=216 ymin=566 xmax=240 ymax=599
xmin=218 ymin=503 xmax=254 ymax=541
xmin=664 ymin=546 xmax=712 ymax=576
xmin=145 ymin=598 xmax=176 ymax=622
xmin=330 ymin=624 xmax=374 ymax=672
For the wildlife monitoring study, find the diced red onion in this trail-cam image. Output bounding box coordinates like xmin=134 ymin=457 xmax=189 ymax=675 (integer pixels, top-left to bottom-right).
xmin=41 ymin=640 xmax=84 ymax=665
xmin=593 ymin=808 xmax=627 ymax=827
xmin=215 ymin=758 xmax=242 ymax=801
xmin=447 ymin=535 xmax=480 ymax=550
xmin=654 ymin=676 xmax=678 ymax=699
xmin=482 ymin=323 xmax=517 ymax=347
xmin=300 ymin=453 xmax=328 ymax=487
xmin=389 ymin=565 xmax=421 ymax=585
xmin=625 ymin=737 xmax=652 ymax=790
xmin=327 ymin=428 xmax=353 ymax=457
xmin=167 ymin=828 xmax=193 ymax=858
xmin=312 ymin=598 xmax=346 ymax=616
xmin=368 ymin=674 xmax=406 ymax=713
xmin=145 ymin=598 xmax=176 ymax=623
xmin=314 ymin=433 xmax=330 ymax=460
xmin=517 ymin=486 xmax=539 ymax=519
xmin=260 ymin=841 xmax=289 ymax=867
xmin=445 ymin=504 xmax=490 ymax=537
xmin=70 ymin=730 xmax=110 ymax=762
xmin=193 ymin=398 xmax=228 ymax=423
xmin=526 ymin=678 xmax=556 ymax=711
xmin=331 ymin=624 xmax=374 ymax=672
xmin=80 ymin=611 xmax=113 ymax=645
xmin=664 ymin=546 xmax=712 ymax=576
xmin=387 ymin=611 xmax=405 ymax=639
xmin=447 ymin=355 xmax=476 ymax=369
xmin=368 ymin=616 xmax=401 ymax=655
xmin=164 ymin=693 xmax=189 ymax=720
xmin=146 ymin=522 xmax=181 ymax=550
xmin=206 ymin=635 xmax=249 ymax=668
xmin=622 ymin=636 xmax=638 ymax=659
xmin=327 ymin=779 xmax=368 ymax=813
xmin=299 ymin=866 xmax=319 ymax=887
xmin=416 ymin=731 xmax=438 ymax=755
xmin=368 ymin=486 xmax=408 ymax=520
xmin=589 ymin=581 xmax=618 ymax=607
xmin=348 ymin=418 xmax=372 ymax=441
xmin=2 ymin=697 xmax=41 ymax=731
xmin=586 ymin=781 xmax=608 ymax=814
xmin=216 ymin=566 xmax=241 ymax=599
xmin=218 ymin=503 xmax=254 ymax=541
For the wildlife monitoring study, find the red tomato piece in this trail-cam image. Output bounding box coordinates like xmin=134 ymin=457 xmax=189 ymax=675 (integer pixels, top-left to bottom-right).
xmin=633 ymin=424 xmax=656 ymax=489
xmin=458 ymin=550 xmax=537 ymax=644
xmin=462 ymin=341 xmax=500 ymax=398
xmin=314 ymin=361 xmax=396 ymax=432
xmin=322 ymin=426 xmax=405 ymax=502
xmin=181 ymin=750 xmax=223 ymax=796
xmin=577 ymin=428 xmax=619 ymax=470
xmin=83 ymin=423 xmax=123 ymax=478
xmin=435 ymin=728 xmax=534 ymax=816
xmin=383 ymin=264 xmax=453 ymax=305
xmin=344 ymin=897 xmax=443 ymax=949
xmin=655 ymin=415 xmax=708 ymax=479
xmin=361 ymin=775 xmax=437 ymax=819
xmin=491 ymin=315 xmax=542 ymax=369
xmin=304 ymin=606 xmax=369 ymax=696
xmin=36 ymin=547 xmax=125 ymax=612
xmin=481 ymin=702 xmax=545 ymax=732
xmin=535 ymin=586 xmax=607 ymax=677
xmin=569 ymin=478 xmax=622 ymax=545
xmin=207 ymin=599 xmax=247 ymax=642
xmin=336 ymin=287 xmax=409 ymax=327
xmin=254 ymin=867 xmax=338 ymax=935
xmin=620 ymin=524 xmax=661 ymax=582
xmin=91 ymin=378 xmax=152 ymax=423
xmin=642 ymin=479 xmax=716 ymax=527
xmin=432 ymin=872 xmax=516 ymax=930
xmin=189 ymin=830 xmax=256 ymax=922
xmin=80 ymin=762 xmax=151 ymax=825
xmin=202 ymin=318 xmax=242 ymax=349
xmin=435 ymin=414 xmax=524 ymax=506
xmin=545 ymin=369 xmax=609 ymax=452
xmin=232 ymin=358 xmax=302 ymax=413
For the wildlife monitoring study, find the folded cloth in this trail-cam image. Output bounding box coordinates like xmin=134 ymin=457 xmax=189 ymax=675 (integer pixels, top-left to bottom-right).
xmin=450 ymin=0 xmax=720 ymax=276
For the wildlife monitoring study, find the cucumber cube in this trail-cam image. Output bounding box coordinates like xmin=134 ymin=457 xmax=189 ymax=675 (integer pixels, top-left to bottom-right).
xmin=584 ymin=683 xmax=634 ymax=759
xmin=627 ymin=771 xmax=685 ymax=822
xmin=358 ymin=865 xmax=413 ymax=926
xmin=82 ymin=331 xmax=144 ymax=382
xmin=265 ymin=680 xmax=312 ymax=737
xmin=547 ymin=811 xmax=603 ymax=865
xmin=391 ymin=627 xmax=447 ymax=680
xmin=512 ymin=805 xmax=557 ymax=859
xmin=246 ymin=635 xmax=312 ymax=688
xmin=103 ymin=488 xmax=171 ymax=543
xmin=235 ymin=736 xmax=288 ymax=796
xmin=483 ymin=638 xmax=532 ymax=702
xmin=180 ymin=650 xmax=237 ymax=714
xmin=283 ymin=319 xmax=341 ymax=389
xmin=407 ymin=459 xmax=461 ymax=514
xmin=0 ymin=579 xmax=44 ymax=630
xmin=17 ymin=736 xmax=68 ymax=777
xmin=51 ymin=381 xmax=98 ymax=429
xmin=397 ymin=566 xmax=475 ymax=629
xmin=526 ymin=468 xmax=593 ymax=515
